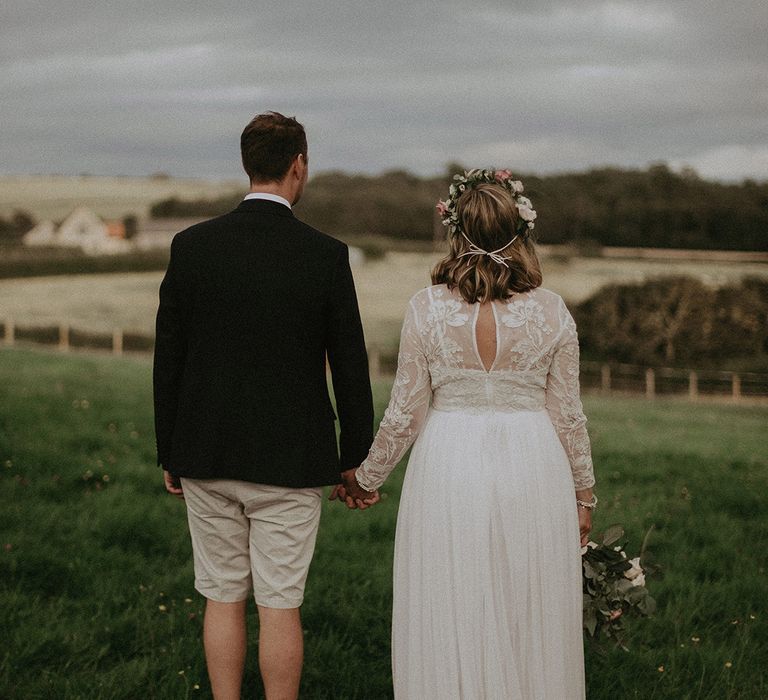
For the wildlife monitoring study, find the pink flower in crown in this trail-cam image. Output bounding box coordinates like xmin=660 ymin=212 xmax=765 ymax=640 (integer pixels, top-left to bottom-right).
xmin=494 ymin=169 xmax=512 ymax=182
xmin=436 ymin=200 xmax=448 ymax=216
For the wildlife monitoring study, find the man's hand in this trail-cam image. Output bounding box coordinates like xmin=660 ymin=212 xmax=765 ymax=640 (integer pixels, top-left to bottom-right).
xmin=163 ymin=470 xmax=184 ymax=499
xmin=328 ymin=468 xmax=380 ymax=510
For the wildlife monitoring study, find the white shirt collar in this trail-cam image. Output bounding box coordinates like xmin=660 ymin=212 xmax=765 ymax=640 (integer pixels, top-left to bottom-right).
xmin=243 ymin=192 xmax=292 ymax=210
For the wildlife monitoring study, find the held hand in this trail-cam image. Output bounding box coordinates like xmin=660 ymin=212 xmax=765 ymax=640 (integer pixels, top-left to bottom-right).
xmin=163 ymin=470 xmax=184 ymax=499
xmin=334 ymin=468 xmax=380 ymax=510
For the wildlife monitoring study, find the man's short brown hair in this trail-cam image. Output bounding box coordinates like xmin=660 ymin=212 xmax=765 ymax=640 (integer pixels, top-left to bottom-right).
xmin=240 ymin=111 xmax=307 ymax=183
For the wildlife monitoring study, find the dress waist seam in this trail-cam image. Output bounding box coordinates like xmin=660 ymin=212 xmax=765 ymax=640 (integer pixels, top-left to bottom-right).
xmin=429 ymin=406 xmax=547 ymax=416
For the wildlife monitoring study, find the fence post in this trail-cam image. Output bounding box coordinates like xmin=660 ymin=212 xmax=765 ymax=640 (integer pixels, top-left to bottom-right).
xmin=645 ymin=368 xmax=655 ymax=399
xmin=732 ymin=373 xmax=741 ymax=401
xmin=688 ymin=371 xmax=698 ymax=400
xmin=113 ymin=328 xmax=123 ymax=356
xmin=368 ymin=347 xmax=381 ymax=380
xmin=58 ymin=323 xmax=70 ymax=352
xmin=601 ymin=364 xmax=611 ymax=394
xmin=4 ymin=319 xmax=13 ymax=346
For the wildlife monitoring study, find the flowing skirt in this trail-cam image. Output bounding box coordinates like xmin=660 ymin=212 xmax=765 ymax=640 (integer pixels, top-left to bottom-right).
xmin=392 ymin=408 xmax=585 ymax=699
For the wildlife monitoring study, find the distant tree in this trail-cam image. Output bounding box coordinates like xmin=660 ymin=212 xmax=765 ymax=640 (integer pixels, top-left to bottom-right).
xmin=147 ymin=165 xmax=768 ymax=250
xmin=709 ymin=278 xmax=768 ymax=359
xmin=576 ymin=277 xmax=712 ymax=365
xmin=0 ymin=210 xmax=35 ymax=246
xmin=575 ymin=276 xmax=768 ymax=368
xmin=123 ymin=215 xmax=138 ymax=239
xmin=149 ymin=194 xmax=241 ymax=218
xmin=443 ymin=162 xmax=467 ymax=177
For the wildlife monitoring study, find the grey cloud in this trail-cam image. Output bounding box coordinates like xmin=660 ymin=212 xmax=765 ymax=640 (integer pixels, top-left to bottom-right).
xmin=0 ymin=0 xmax=766 ymax=180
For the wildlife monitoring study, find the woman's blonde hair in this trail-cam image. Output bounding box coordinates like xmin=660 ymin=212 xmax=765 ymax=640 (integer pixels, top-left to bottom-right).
xmin=431 ymin=183 xmax=542 ymax=303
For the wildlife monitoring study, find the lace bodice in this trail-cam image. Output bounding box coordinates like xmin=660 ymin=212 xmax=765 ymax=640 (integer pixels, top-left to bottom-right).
xmin=356 ymin=285 xmax=595 ymax=492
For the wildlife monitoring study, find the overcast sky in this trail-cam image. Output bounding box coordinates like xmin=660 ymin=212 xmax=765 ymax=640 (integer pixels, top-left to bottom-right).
xmin=2 ymin=1 xmax=767 ymax=181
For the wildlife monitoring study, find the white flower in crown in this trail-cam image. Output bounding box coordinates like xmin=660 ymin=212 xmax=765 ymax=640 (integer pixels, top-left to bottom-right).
xmin=435 ymin=168 xmax=537 ymax=237
xmin=517 ymin=204 xmax=537 ymax=223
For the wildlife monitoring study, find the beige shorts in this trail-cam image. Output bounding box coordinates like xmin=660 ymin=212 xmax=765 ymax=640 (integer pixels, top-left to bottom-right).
xmin=180 ymin=477 xmax=323 ymax=608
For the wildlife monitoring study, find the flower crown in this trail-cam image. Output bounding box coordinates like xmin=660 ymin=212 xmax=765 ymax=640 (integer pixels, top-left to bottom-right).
xmin=436 ymin=169 xmax=537 ymax=238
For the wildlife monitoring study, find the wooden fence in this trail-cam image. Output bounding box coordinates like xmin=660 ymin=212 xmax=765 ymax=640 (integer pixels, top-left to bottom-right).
xmin=3 ymin=319 xmax=767 ymax=402
xmin=577 ymin=361 xmax=768 ymax=401
xmin=1 ymin=319 xmax=154 ymax=355
xmin=364 ymin=351 xmax=768 ymax=402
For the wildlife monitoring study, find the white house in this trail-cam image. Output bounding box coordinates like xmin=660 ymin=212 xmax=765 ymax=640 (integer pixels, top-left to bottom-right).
xmin=22 ymin=208 xmax=369 ymax=263
xmin=23 ymin=207 xmax=132 ymax=255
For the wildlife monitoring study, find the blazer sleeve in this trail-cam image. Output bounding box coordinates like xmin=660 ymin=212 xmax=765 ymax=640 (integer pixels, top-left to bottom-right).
xmin=153 ymin=236 xmax=190 ymax=469
xmin=325 ymin=245 xmax=374 ymax=471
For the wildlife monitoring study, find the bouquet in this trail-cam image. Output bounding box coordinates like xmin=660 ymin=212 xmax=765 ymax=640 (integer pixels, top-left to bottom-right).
xmin=582 ymin=524 xmax=656 ymax=648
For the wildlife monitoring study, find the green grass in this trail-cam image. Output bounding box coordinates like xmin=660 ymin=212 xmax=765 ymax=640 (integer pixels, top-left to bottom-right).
xmin=1 ymin=348 xmax=766 ymax=699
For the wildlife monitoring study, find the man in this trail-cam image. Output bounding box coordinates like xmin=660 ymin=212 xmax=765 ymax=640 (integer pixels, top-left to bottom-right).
xmin=153 ymin=111 xmax=376 ymax=700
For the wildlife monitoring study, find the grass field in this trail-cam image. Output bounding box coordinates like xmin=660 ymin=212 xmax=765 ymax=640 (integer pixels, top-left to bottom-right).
xmin=2 ymin=252 xmax=767 ymax=352
xmin=1 ymin=347 xmax=767 ymax=699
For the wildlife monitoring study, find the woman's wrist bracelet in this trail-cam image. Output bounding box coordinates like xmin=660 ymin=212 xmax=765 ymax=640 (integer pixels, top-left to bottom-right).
xmin=576 ymin=494 xmax=598 ymax=510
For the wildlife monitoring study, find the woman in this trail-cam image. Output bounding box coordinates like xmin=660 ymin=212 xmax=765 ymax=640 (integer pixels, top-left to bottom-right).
xmin=341 ymin=170 xmax=596 ymax=699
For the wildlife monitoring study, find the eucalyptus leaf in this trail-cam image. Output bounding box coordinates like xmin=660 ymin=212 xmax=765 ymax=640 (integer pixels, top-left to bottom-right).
xmin=626 ymin=587 xmax=647 ymax=605
xmin=584 ymin=609 xmax=598 ymax=637
xmin=637 ymin=594 xmax=657 ymax=615
xmin=602 ymin=525 xmax=625 ymax=546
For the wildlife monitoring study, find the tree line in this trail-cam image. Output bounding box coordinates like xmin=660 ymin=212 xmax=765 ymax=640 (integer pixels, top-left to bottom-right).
xmin=149 ymin=164 xmax=768 ymax=251
xmin=574 ymin=276 xmax=768 ymax=371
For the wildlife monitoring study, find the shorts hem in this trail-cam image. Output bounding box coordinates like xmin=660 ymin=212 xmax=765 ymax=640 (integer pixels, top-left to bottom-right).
xmin=195 ymin=583 xmax=251 ymax=604
xmin=254 ymin=595 xmax=304 ymax=609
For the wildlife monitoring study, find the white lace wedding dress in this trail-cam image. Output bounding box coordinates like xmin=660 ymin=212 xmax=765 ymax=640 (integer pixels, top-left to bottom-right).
xmin=356 ymin=284 xmax=595 ymax=699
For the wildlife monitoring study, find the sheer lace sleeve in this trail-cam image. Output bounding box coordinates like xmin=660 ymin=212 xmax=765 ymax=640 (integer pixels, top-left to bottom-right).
xmin=544 ymin=298 xmax=595 ymax=490
xmin=356 ymin=299 xmax=432 ymax=491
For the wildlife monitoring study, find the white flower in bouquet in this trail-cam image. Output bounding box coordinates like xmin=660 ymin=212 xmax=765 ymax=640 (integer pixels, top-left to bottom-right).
xmin=582 ymin=525 xmax=656 ymax=647
xmin=624 ymin=556 xmax=643 ymax=580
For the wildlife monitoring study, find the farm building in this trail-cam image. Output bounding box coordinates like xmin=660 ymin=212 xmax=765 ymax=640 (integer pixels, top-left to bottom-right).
xmin=23 ymin=207 xmax=131 ymax=255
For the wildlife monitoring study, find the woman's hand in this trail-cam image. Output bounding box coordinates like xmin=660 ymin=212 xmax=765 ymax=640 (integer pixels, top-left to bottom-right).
xmin=577 ymin=506 xmax=592 ymax=546
xmin=575 ymin=488 xmax=594 ymax=546
xmin=329 ymin=468 xmax=380 ymax=509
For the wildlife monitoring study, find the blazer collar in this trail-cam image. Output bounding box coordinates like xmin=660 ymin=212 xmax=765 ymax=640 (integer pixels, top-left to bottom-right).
xmin=233 ymin=198 xmax=295 ymax=218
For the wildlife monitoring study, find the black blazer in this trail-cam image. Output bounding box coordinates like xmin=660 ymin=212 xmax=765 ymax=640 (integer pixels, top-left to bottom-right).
xmin=153 ymin=198 xmax=374 ymax=487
